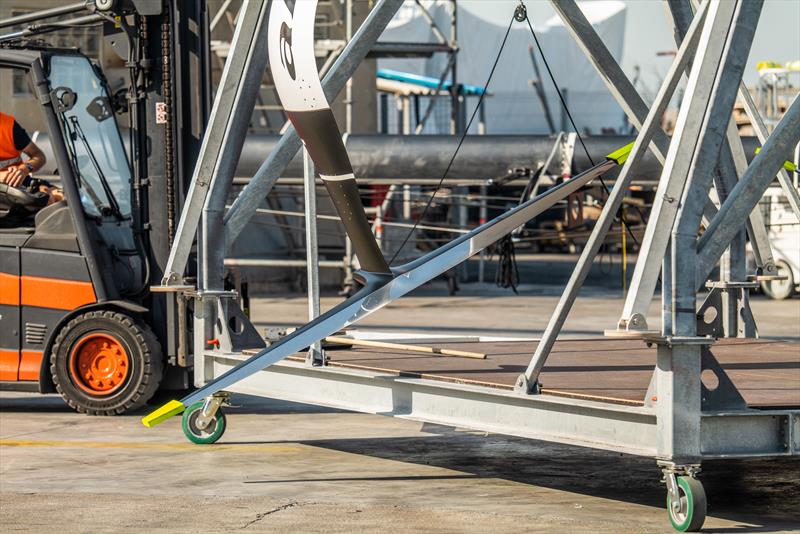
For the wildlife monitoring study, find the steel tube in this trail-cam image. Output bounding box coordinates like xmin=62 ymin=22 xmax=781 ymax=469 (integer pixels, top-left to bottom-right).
xmin=303 ymin=148 xmax=323 ymax=361
xmin=0 ymin=2 xmax=88 ymax=29
xmin=621 ymin=0 xmax=738 ymax=332
xmin=697 ymin=95 xmax=800 ymax=286
xmin=672 ymin=0 xmax=761 ymax=336
xmin=0 ymin=13 xmax=103 ymax=42
xmin=672 ymin=0 xmax=775 ymax=304
xmin=165 ymin=0 xmax=270 ymax=285
xmin=522 ymin=0 xmax=708 ymax=391
xmin=224 ymin=258 xmax=345 ymax=268
xmin=736 ymin=84 xmax=800 ymax=221
xmin=236 ymin=134 xmax=755 ymax=182
xmin=33 ymin=132 xmax=760 ymax=184
xmin=549 ymin=0 xmax=670 ymax=163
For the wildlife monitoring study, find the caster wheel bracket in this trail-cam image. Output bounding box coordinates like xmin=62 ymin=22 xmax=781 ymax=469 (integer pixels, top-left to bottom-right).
xmin=197 ymin=392 xmax=231 ymax=430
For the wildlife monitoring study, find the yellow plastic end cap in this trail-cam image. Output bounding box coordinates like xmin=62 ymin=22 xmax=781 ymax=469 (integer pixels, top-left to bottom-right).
xmin=754 ymin=147 xmax=797 ymax=172
xmin=607 ymin=141 xmax=635 ymax=165
xmin=141 ymin=399 xmax=185 ymax=428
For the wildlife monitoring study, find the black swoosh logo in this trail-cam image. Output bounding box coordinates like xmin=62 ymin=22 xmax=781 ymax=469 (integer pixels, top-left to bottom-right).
xmin=279 ymin=21 xmax=296 ymax=81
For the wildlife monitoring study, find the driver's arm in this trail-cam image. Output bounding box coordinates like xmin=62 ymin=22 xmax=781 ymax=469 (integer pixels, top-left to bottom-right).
xmin=22 ymin=141 xmax=46 ymax=173
xmin=1 ymin=141 xmax=47 ymax=187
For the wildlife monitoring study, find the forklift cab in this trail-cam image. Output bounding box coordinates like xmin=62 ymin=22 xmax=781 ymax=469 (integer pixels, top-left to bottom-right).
xmin=0 ymin=46 xmax=164 ymax=414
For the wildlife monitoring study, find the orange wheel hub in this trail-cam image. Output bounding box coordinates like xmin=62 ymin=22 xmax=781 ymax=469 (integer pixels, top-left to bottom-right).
xmin=69 ymin=333 xmax=129 ymax=395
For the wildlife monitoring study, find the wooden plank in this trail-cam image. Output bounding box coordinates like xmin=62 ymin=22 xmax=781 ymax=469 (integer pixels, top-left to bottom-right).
xmin=324 ymin=336 xmax=487 ymax=359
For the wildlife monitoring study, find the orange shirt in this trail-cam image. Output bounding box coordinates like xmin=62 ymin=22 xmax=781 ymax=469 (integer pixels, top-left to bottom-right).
xmin=0 ymin=112 xmax=24 ymax=165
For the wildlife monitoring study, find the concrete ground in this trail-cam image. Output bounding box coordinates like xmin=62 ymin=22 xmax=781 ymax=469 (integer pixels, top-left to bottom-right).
xmin=1 ymin=286 xmax=799 ymax=533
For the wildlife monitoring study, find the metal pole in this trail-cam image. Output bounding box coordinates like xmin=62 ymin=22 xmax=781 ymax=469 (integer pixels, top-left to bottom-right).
xmin=662 ymin=244 xmax=673 ymax=335
xmin=0 ymin=13 xmax=104 ymax=42
xmin=414 ymin=0 xmax=449 ymax=45
xmin=164 ymin=0 xmax=270 ymax=284
xmin=549 ymin=0 xmax=670 ymax=163
xmin=402 ymin=96 xmax=411 ymax=134
xmin=192 ymin=2 xmax=271 ymax=377
xmin=736 ymin=83 xmax=800 ymax=220
xmin=725 ymin=118 xmax=777 ymax=274
xmin=659 ymin=0 xmax=760 ymax=466
xmin=403 ymin=185 xmax=412 ymax=220
xmin=345 ymin=0 xmax=353 ymax=133
xmin=450 ymin=0 xmax=458 ymax=134
xmin=670 ymin=0 xmax=773 ymax=333
xmin=0 ymin=2 xmax=88 ymax=29
xmin=527 ymin=44 xmax=556 ymax=135
xmin=458 ymin=185 xmax=468 ymax=282
xmin=619 ymin=0 xmax=737 ymax=332
xmin=224 ymin=0 xmax=405 ymax=245
xmin=210 ymin=0 xmax=235 ymax=32
xmin=672 ymin=0 xmax=762 ymax=337
xmin=303 ymin=148 xmax=323 ymax=364
xmin=517 ymin=3 xmax=705 ymax=392
xmin=478 ymin=183 xmax=487 ymax=283
xmin=202 ymin=1 xmax=271 ymax=291
xmin=478 ymin=104 xmax=487 ymax=282
xmin=696 ymin=95 xmax=800 ymax=286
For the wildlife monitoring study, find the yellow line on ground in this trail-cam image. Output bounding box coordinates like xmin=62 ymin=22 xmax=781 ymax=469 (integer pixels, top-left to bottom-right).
xmin=0 ymin=439 xmax=306 ymax=454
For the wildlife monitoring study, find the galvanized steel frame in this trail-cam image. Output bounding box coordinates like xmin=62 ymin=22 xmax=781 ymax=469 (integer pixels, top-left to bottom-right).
xmin=208 ymin=354 xmax=800 ymax=460
xmin=161 ymin=0 xmax=798 ymax=473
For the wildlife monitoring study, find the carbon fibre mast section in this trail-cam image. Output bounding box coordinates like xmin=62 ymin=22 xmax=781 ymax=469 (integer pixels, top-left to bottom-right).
xmin=270 ymin=0 xmax=389 ymax=274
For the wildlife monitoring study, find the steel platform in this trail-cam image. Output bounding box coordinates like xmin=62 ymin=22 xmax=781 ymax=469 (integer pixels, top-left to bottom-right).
xmin=218 ymin=337 xmax=800 ymax=460
xmin=289 ymin=338 xmax=800 ymax=408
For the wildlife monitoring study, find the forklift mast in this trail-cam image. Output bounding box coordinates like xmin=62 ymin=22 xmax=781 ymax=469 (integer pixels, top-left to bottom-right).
xmin=113 ymin=1 xmax=212 ymax=373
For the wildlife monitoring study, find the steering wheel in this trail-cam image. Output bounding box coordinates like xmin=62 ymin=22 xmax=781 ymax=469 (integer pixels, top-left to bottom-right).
xmin=0 ymin=183 xmax=48 ymax=211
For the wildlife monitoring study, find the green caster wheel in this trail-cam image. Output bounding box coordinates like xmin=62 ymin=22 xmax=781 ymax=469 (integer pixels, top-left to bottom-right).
xmin=667 ymin=475 xmax=707 ymax=532
xmin=182 ymin=401 xmax=226 ymax=444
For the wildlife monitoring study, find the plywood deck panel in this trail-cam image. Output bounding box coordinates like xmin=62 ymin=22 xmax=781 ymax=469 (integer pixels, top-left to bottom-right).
xmin=307 ymin=338 xmax=800 ymax=407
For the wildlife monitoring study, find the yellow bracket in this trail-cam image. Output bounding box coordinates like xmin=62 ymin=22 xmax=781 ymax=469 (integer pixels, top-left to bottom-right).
xmin=141 ymin=399 xmax=186 ymax=428
xmin=606 ymin=141 xmax=635 ymax=165
xmin=754 ymin=147 xmax=797 ymax=172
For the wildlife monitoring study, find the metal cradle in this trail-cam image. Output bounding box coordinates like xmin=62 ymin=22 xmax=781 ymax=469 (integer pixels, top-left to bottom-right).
xmin=144 ymin=0 xmax=800 ymax=530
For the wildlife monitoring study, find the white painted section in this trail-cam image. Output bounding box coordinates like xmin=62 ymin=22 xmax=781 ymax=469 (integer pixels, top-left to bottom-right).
xmin=342 ymin=330 xmax=539 ymax=343
xmin=319 ymin=172 xmax=356 ymax=182
xmin=268 ymin=0 xmax=329 ymax=112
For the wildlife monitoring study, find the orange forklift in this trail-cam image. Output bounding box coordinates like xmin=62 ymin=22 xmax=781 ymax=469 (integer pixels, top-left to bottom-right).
xmin=0 ymin=1 xmax=212 ymax=414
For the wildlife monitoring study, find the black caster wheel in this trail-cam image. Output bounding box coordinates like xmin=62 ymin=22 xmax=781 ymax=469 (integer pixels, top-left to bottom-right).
xmin=667 ymin=475 xmax=707 ymax=532
xmin=181 ymin=401 xmax=226 ymax=444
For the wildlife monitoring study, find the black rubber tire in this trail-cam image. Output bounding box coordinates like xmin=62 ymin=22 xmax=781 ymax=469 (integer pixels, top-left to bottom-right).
xmin=50 ymin=310 xmax=163 ymax=415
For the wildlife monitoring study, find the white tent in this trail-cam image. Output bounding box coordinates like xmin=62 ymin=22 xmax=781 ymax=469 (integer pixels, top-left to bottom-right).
xmin=379 ymin=0 xmax=627 ymax=135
